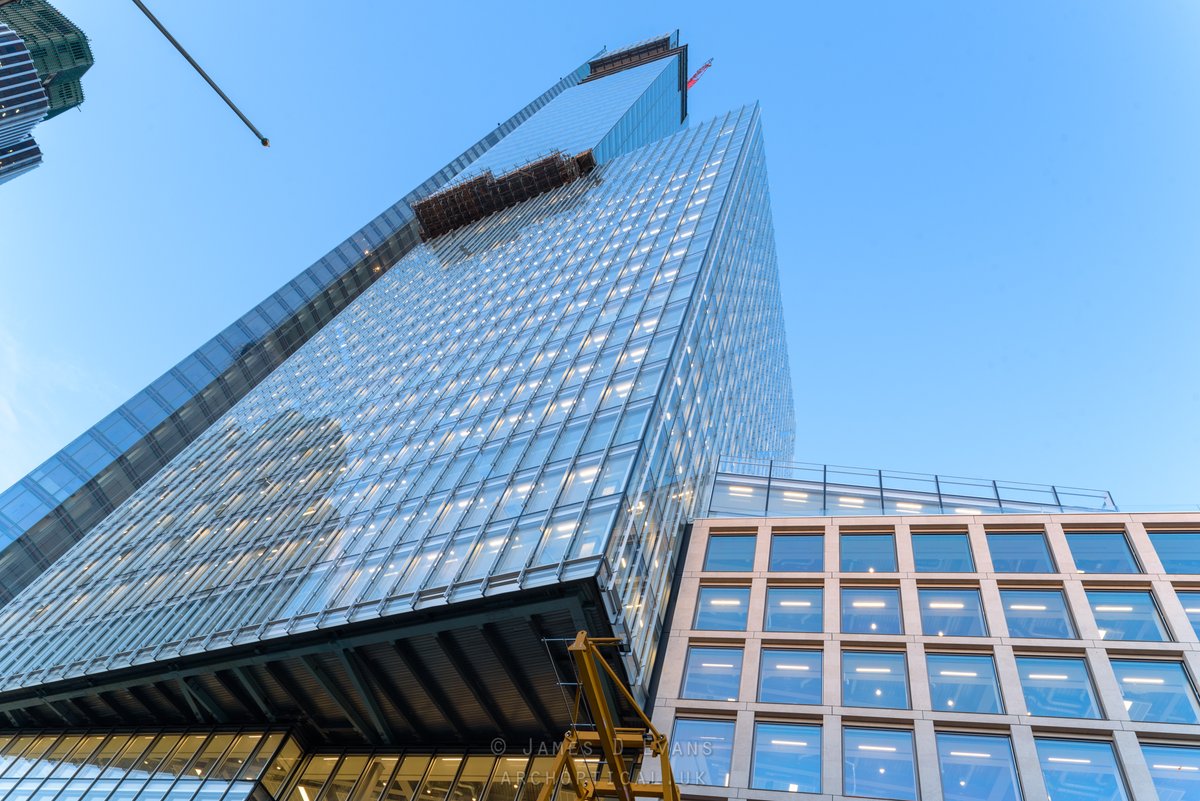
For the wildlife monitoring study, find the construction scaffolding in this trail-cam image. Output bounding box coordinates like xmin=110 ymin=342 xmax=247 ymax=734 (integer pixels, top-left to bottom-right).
xmin=412 ymin=149 xmax=597 ymax=240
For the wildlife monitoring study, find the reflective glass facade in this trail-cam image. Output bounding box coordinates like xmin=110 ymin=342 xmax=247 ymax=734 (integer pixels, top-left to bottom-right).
xmin=0 ymin=65 xmax=792 ymax=702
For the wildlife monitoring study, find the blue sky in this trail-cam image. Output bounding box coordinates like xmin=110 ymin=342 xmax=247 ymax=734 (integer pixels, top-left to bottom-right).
xmin=1 ymin=1 xmax=1197 ymax=506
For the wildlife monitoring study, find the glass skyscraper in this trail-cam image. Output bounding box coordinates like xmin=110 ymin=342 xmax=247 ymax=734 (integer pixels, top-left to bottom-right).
xmin=0 ymin=31 xmax=793 ymax=799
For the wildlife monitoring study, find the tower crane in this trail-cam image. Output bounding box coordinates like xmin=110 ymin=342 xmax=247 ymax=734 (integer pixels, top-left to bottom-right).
xmin=687 ymin=58 xmax=713 ymax=89
xmin=130 ymin=0 xmax=269 ymax=146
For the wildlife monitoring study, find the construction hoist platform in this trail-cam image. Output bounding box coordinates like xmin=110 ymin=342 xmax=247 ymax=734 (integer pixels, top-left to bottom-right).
xmin=538 ymin=632 xmax=680 ymax=801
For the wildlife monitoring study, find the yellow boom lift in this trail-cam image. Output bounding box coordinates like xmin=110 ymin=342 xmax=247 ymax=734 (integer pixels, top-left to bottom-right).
xmin=537 ymin=632 xmax=680 ymax=801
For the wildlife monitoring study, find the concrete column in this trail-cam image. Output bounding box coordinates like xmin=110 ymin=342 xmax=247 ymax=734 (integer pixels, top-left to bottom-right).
xmin=1125 ymin=519 xmax=1164 ymax=574
xmin=913 ymin=718 xmax=943 ymax=801
xmin=729 ymin=707 xmax=755 ymax=791
xmin=993 ymin=644 xmax=1027 ymax=716
xmin=738 ymin=639 xmax=760 ymax=705
xmin=1112 ymin=729 xmax=1156 ymax=801
xmin=1009 ymin=725 xmax=1050 ymax=801
xmin=900 ymin=578 xmax=922 ymax=636
xmin=967 ymin=522 xmax=992 ymax=572
xmin=1087 ymin=645 xmax=1128 ymax=722
xmin=906 ymin=640 xmax=931 ymax=711
xmin=824 ymin=576 xmax=840 ymax=635
xmin=977 ymin=578 xmax=1008 ymax=638
xmin=822 ymin=714 xmax=843 ymax=797
xmin=824 ymin=522 xmax=839 ymax=573
xmin=1152 ymin=578 xmax=1197 ymax=644
xmin=1062 ymin=579 xmax=1099 ymax=640
xmin=1044 ymin=521 xmax=1076 ymax=574
xmin=754 ymin=522 xmax=771 ymax=573
xmin=823 ymin=639 xmax=841 ymax=708
xmin=895 ymin=523 xmax=915 ymax=574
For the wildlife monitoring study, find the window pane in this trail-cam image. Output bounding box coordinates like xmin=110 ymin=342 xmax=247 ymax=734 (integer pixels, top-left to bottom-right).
xmin=841 ymin=533 xmax=897 ymax=573
xmin=764 ymin=587 xmax=822 ymax=632
xmin=842 ymin=588 xmax=903 ymax=634
xmin=843 ymin=728 xmax=917 ymax=801
xmin=1000 ymin=589 xmax=1075 ymax=638
xmin=912 ymin=534 xmax=974 ymax=572
xmin=1066 ymin=532 xmax=1140 ymax=573
xmin=987 ymin=532 xmax=1055 ymax=572
xmin=693 ymin=587 xmax=750 ymax=630
xmin=751 ymin=723 xmax=820 ymax=793
xmin=1110 ymin=660 xmax=1200 ymax=724
xmin=769 ymin=533 xmax=823 ymax=571
xmin=703 ymin=535 xmax=756 ymax=571
xmin=758 ymin=649 xmax=822 ymax=704
xmin=936 ymin=733 xmax=1021 ymax=801
xmin=1087 ymin=590 xmax=1168 ymax=641
xmin=1141 ymin=743 xmax=1200 ymax=801
xmin=926 ymin=653 xmax=1003 ymax=714
xmin=842 ymin=651 xmax=909 ymax=709
xmin=1148 ymin=531 xmax=1200 ymax=573
xmin=1035 ymin=739 xmax=1129 ymax=801
xmin=918 ymin=589 xmax=988 ymax=637
xmin=670 ymin=719 xmax=733 ymax=787
xmin=1016 ymin=656 xmax=1100 ymax=718
xmin=1179 ymin=591 xmax=1200 ymax=638
xmin=681 ymin=647 xmax=743 ymax=702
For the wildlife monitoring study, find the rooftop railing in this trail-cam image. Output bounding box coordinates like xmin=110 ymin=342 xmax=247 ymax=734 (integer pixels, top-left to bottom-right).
xmin=702 ymin=457 xmax=1118 ymax=519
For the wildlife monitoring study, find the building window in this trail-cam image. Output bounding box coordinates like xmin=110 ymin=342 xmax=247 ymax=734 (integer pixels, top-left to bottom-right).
xmin=703 ymin=534 xmax=756 ymax=571
xmin=1086 ymin=590 xmax=1168 ymax=641
xmin=681 ymin=646 xmax=744 ymax=702
xmin=841 ymin=532 xmax=897 ymax=573
xmin=936 ymin=732 xmax=1022 ymax=801
xmin=1016 ymin=655 xmax=1101 ymax=718
xmin=751 ymin=722 xmax=821 ymax=793
xmin=841 ymin=587 xmax=903 ymax=634
xmin=840 ymin=534 xmax=897 ymax=573
xmin=670 ymin=719 xmax=734 ymax=787
xmin=758 ymin=649 xmax=822 ymax=704
xmin=912 ymin=533 xmax=974 ymax=572
xmin=693 ymin=586 xmax=751 ymax=630
xmin=1110 ymin=660 xmax=1200 ymax=724
xmin=1035 ymin=739 xmax=1130 ymax=801
xmin=1147 ymin=531 xmax=1200 ymax=574
xmin=764 ymin=587 xmax=822 ymax=632
xmin=918 ymin=588 xmax=988 ymax=637
xmin=987 ymin=531 xmax=1055 ymax=572
xmin=1066 ymin=531 xmax=1140 ymax=574
xmin=843 ymin=728 xmax=917 ymax=801
xmin=1000 ymin=589 xmax=1076 ymax=638
xmin=1141 ymin=743 xmax=1200 ymax=801
xmin=926 ymin=653 xmax=1004 ymax=714
xmin=1178 ymin=591 xmax=1200 ymax=637
xmin=769 ymin=532 xmax=823 ymax=571
xmin=842 ymin=651 xmax=909 ymax=709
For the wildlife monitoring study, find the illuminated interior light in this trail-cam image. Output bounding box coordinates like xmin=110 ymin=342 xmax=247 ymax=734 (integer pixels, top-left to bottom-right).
xmin=854 ymin=667 xmax=892 ymax=674
xmin=709 ymin=599 xmax=741 ymax=606
xmin=1094 ymin=605 xmax=1134 ymax=612
xmin=938 ymin=671 xmax=978 ymax=677
xmin=954 ymin=508 xmax=983 ymax=515
xmin=776 ymin=664 xmax=810 ymax=671
xmin=1152 ymin=764 xmax=1199 ymax=771
xmin=1047 ymin=757 xmax=1091 ymax=765
xmin=700 ymin=663 xmax=735 ymax=669
xmin=928 ymin=602 xmax=965 ymax=609
xmin=1027 ymin=674 xmax=1069 ymax=680
xmin=1121 ymin=677 xmax=1165 ymax=685
xmin=895 ymin=502 xmax=922 ymax=511
xmin=779 ymin=601 xmax=812 ymax=607
xmin=949 ymin=752 xmax=992 ymax=759
xmin=1008 ymin=604 xmax=1047 ymax=611
xmin=857 ymin=745 xmax=897 ymax=752
xmin=769 ymin=740 xmax=809 ymax=747
xmin=782 ymin=491 xmax=809 ymax=500
xmin=852 ymin=601 xmax=886 ymax=608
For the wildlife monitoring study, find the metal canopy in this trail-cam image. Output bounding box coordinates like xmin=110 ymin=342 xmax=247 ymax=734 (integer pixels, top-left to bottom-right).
xmin=0 ymin=580 xmax=613 ymax=747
